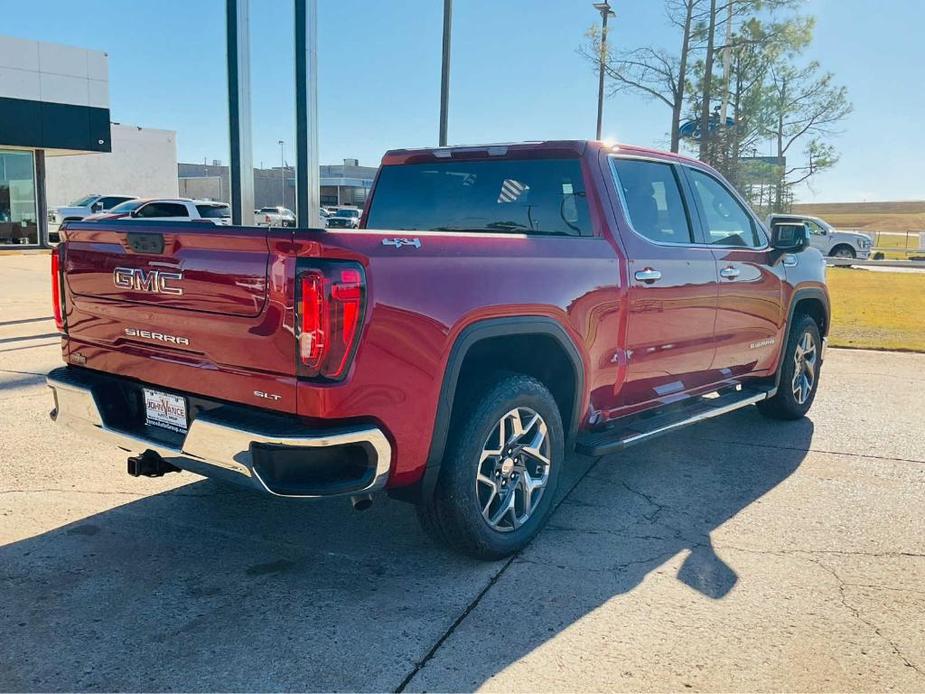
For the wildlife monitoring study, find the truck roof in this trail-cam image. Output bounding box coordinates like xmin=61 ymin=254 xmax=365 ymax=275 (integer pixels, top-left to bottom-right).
xmin=381 ymin=140 xmax=701 ymax=166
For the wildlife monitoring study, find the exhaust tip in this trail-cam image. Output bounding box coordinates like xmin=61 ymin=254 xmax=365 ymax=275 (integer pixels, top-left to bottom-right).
xmin=351 ymin=493 xmax=373 ymax=511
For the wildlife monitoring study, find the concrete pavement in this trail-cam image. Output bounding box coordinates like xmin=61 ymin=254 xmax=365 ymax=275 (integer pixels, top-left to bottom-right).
xmin=0 ymin=254 xmax=923 ymax=691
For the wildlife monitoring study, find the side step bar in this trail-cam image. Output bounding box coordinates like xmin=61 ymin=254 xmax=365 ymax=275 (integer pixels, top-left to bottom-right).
xmin=575 ymin=386 xmax=774 ymax=456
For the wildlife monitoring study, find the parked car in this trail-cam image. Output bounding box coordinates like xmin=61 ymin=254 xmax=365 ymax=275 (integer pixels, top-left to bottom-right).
xmin=767 ymin=213 xmax=872 ymax=259
xmin=83 ymin=198 xmax=231 ymax=225
xmin=47 ymin=140 xmax=829 ymax=559
xmin=325 ymin=207 xmax=361 ymax=228
xmin=256 ymin=206 xmax=296 ymax=227
xmin=48 ymin=194 xmax=138 ymax=226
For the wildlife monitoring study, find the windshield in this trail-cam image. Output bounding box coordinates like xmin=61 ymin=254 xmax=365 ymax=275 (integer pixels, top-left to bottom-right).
xmin=69 ymin=195 xmax=98 ymax=207
xmin=364 ymin=158 xmax=590 ymax=236
xmin=108 ymin=200 xmax=146 ymax=214
xmin=335 ymin=209 xmax=360 ymax=218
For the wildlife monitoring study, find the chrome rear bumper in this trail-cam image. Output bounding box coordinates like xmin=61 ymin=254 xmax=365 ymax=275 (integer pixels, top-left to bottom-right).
xmin=47 ymin=367 xmax=391 ymax=498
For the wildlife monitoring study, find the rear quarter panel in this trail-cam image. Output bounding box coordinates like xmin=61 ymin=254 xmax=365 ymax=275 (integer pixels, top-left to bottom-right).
xmin=294 ymin=229 xmax=623 ymax=487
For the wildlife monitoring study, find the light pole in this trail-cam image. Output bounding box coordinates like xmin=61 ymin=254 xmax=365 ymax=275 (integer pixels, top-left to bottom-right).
xmin=593 ymin=1 xmax=615 ymax=141
xmin=439 ymin=0 xmax=452 ymax=146
xmin=278 ymin=139 xmax=285 ymax=207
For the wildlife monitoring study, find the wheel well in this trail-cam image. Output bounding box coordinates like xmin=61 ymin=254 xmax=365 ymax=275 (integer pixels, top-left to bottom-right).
xmin=454 ymin=333 xmax=578 ymax=436
xmin=793 ymin=297 xmax=827 ymax=336
xmin=828 ymin=243 xmax=855 ymax=256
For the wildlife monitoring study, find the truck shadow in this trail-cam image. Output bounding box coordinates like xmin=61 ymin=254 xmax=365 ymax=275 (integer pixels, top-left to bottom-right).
xmin=0 ymin=409 xmax=812 ymax=692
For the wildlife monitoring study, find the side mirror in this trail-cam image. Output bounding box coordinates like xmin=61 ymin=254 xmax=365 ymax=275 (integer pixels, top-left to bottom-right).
xmin=91 ymin=202 xmax=103 ymax=212
xmin=771 ymin=222 xmax=809 ymax=252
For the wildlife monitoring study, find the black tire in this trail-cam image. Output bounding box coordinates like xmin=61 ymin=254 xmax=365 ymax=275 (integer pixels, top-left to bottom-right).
xmin=757 ymin=314 xmax=822 ymax=420
xmin=829 ymin=244 xmax=856 ymax=259
xmin=417 ymin=373 xmax=564 ymax=560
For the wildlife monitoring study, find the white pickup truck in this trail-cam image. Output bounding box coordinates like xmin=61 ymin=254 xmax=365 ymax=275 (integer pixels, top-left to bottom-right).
xmin=49 ymin=194 xmax=137 ymax=225
xmin=255 ymin=206 xmax=296 ymax=227
xmin=768 ymin=214 xmax=873 ymax=259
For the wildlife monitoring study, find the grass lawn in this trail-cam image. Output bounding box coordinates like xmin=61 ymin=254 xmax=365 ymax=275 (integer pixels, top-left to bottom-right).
xmin=825 ymin=267 xmax=925 ymax=351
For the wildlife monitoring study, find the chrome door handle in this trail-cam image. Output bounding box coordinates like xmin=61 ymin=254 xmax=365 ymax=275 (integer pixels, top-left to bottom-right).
xmin=634 ymin=268 xmax=662 ymax=284
xmin=719 ymin=266 xmax=740 ymax=279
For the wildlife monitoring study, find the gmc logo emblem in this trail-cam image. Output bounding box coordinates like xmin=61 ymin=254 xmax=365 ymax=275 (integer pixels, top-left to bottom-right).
xmin=113 ymin=267 xmax=183 ymax=296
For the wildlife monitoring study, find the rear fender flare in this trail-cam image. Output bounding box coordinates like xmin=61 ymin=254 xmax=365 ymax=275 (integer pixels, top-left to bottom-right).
xmin=409 ymin=316 xmax=585 ymax=502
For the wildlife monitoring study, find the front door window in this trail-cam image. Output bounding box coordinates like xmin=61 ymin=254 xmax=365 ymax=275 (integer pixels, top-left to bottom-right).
xmin=0 ymin=150 xmax=38 ymax=246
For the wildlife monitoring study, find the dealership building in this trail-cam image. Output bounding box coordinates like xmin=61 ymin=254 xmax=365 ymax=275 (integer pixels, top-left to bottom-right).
xmin=0 ymin=35 xmax=112 ymax=248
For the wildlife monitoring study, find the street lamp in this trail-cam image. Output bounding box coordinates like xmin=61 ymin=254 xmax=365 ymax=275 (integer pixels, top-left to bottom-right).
xmin=593 ymin=1 xmax=615 ymax=141
xmin=278 ymin=139 xmax=285 ymax=207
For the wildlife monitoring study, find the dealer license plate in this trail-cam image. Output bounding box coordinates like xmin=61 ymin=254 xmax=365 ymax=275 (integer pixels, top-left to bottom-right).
xmin=143 ymin=388 xmax=188 ymax=433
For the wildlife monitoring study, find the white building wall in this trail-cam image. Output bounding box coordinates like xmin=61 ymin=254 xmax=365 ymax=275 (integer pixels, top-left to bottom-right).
xmin=45 ymin=124 xmax=178 ymax=207
xmin=0 ymin=35 xmax=109 ymax=109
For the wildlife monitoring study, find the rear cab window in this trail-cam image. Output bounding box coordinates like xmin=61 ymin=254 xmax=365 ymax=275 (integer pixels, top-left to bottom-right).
xmin=365 ymin=158 xmax=591 ymax=236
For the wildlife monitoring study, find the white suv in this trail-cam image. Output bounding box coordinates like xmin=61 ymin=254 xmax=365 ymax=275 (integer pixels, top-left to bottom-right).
xmin=86 ymin=199 xmax=232 ymax=226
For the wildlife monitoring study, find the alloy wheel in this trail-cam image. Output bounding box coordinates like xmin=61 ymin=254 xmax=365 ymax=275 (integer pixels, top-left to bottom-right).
xmin=791 ymin=331 xmax=818 ymax=405
xmin=476 ymin=407 xmax=551 ymax=532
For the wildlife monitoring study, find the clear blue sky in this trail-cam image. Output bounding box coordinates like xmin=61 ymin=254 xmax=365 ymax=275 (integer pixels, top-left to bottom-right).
xmin=3 ymin=0 xmax=923 ymax=202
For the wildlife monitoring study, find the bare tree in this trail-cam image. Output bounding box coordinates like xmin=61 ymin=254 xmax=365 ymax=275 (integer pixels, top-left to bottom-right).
xmin=579 ymin=0 xmax=704 ymax=152
xmin=766 ymin=62 xmax=852 ymax=209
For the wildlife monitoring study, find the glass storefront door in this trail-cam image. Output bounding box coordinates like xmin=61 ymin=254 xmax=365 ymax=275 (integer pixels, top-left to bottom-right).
xmin=0 ymin=149 xmax=38 ymax=247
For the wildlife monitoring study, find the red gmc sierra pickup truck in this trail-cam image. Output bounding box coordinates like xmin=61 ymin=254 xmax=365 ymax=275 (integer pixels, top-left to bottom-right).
xmin=47 ymin=140 xmax=829 ymax=559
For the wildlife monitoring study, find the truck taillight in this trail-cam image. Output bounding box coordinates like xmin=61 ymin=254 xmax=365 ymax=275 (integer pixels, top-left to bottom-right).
xmin=297 ymin=263 xmax=366 ymax=380
xmin=51 ymin=247 xmax=65 ymax=332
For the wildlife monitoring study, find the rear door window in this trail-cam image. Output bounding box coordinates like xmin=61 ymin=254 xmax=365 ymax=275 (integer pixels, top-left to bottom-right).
xmin=136 ymin=202 xmax=189 ymax=218
xmin=365 ymin=158 xmax=591 ymax=236
xmin=98 ymin=196 xmax=132 ymax=209
xmin=196 ymin=204 xmax=231 ymax=219
xmin=610 ymin=158 xmax=693 ymax=244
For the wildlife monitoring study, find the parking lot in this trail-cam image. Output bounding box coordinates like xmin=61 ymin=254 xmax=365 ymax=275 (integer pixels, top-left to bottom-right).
xmin=1 ymin=253 xmax=923 ymax=692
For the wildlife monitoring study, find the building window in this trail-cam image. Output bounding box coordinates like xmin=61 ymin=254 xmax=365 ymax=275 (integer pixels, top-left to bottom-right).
xmin=0 ymin=150 xmax=38 ymax=246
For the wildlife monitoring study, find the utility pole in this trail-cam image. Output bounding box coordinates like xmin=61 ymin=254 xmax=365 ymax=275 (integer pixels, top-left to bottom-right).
xmin=593 ymin=2 xmax=615 ymax=140
xmin=295 ymin=0 xmax=321 ymax=228
xmin=439 ymin=0 xmax=452 ymax=146
xmin=719 ymin=0 xmax=734 ymax=126
xmin=226 ymin=0 xmax=254 ymax=225
xmin=278 ymin=139 xmax=285 ymax=207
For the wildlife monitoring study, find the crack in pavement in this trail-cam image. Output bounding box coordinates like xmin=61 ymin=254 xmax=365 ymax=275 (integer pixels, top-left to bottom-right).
xmin=809 ymin=555 xmax=925 ymax=679
xmin=392 ymin=454 xmax=607 ymax=692
xmin=0 ymin=367 xmax=48 ymax=377
xmin=688 ymin=435 xmax=925 ymax=466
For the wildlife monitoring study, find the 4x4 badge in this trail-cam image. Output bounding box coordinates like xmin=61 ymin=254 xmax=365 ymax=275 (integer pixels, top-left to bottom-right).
xmin=381 ymin=238 xmax=421 ymax=249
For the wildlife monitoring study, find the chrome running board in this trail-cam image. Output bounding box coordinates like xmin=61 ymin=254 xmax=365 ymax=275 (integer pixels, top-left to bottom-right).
xmin=575 ymin=386 xmax=774 ymax=457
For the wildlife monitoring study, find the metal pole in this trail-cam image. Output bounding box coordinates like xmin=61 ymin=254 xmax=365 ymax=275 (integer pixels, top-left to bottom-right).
xmin=226 ymin=0 xmax=255 ymax=225
xmin=34 ymin=149 xmax=49 ymax=247
xmin=295 ymin=0 xmax=321 ymax=228
xmin=594 ymin=3 xmax=613 ymax=140
xmin=278 ymin=139 xmax=285 ymax=207
xmin=439 ymin=0 xmax=452 ymax=146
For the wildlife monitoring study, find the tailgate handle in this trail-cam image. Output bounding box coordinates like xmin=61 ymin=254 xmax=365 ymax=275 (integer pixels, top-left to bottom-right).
xmin=126 ymin=232 xmax=164 ymax=254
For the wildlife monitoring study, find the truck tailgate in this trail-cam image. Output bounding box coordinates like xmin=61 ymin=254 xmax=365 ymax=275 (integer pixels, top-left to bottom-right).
xmin=59 ymin=222 xmax=298 ymax=413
